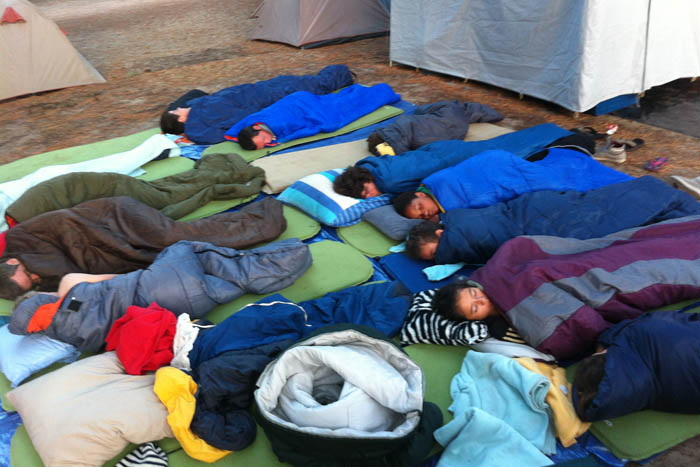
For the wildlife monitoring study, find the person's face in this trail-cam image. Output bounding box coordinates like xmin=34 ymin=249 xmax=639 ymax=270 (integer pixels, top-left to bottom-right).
xmin=169 ymin=107 xmax=190 ymax=123
xmin=251 ymin=127 xmax=274 ymax=149
xmin=417 ymin=229 xmax=443 ymax=260
xmin=7 ymin=259 xmax=39 ymax=292
xmin=405 ymin=193 xmax=440 ymax=222
xmin=454 ymin=286 xmax=497 ymax=321
xmin=360 ymin=181 xmax=381 ymax=199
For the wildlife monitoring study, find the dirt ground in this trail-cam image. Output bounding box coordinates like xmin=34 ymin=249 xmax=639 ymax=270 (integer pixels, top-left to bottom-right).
xmin=3 ymin=0 xmax=700 ymax=465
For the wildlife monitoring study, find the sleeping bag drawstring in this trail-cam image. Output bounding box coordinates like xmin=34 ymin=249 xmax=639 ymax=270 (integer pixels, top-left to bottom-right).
xmin=237 ymin=300 xmax=313 ymax=327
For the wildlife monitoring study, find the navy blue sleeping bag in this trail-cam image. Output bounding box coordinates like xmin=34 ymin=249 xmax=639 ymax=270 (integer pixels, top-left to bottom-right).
xmin=224 ymin=83 xmax=400 ymax=143
xmin=356 ymin=123 xmax=572 ymax=195
xmin=188 ymin=281 xmax=411 ymax=368
xmin=183 ymin=64 xmax=353 ymax=144
xmin=577 ymin=310 xmax=700 ymax=421
xmin=435 ymin=176 xmax=700 ymax=264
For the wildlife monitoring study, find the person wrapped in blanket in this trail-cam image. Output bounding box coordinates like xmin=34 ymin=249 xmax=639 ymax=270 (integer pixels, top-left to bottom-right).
xmin=0 ymin=197 xmax=287 ymax=300
xmin=573 ymin=310 xmax=700 ymax=422
xmin=403 ymin=176 xmax=700 ymax=263
xmin=159 ymin=64 xmax=355 ymax=145
xmin=389 ymin=144 xmax=628 ymax=223
xmin=429 ymin=214 xmax=700 ymax=361
xmin=364 ymin=100 xmax=503 ymax=156
xmin=332 ymin=129 xmax=595 ymax=199
xmin=224 ymin=83 xmax=400 ymax=150
xmin=8 ymin=239 xmax=312 ymax=353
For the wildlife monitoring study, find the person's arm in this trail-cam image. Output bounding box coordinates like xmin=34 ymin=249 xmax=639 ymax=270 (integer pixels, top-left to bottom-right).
xmin=57 ymin=273 xmax=118 ymax=296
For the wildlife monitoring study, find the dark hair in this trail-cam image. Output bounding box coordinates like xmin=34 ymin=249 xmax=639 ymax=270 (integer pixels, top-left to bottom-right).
xmin=572 ymin=353 xmax=607 ymax=421
xmin=406 ymin=221 xmax=441 ymax=259
xmin=333 ymin=166 xmax=375 ymax=198
xmin=159 ymin=110 xmax=185 ymax=135
xmin=237 ymin=125 xmax=260 ymax=151
xmin=367 ymin=131 xmax=386 ymax=156
xmin=432 ymin=280 xmax=472 ymax=322
xmin=0 ymin=258 xmax=28 ymax=300
xmin=392 ymin=191 xmax=419 ymax=217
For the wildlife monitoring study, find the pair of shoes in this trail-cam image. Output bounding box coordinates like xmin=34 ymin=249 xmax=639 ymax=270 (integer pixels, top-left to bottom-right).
xmin=614 ymin=138 xmax=645 ymax=152
xmin=593 ymin=142 xmax=626 ymax=163
xmin=670 ymin=175 xmax=700 ymax=199
xmin=570 ymin=126 xmax=607 ymax=140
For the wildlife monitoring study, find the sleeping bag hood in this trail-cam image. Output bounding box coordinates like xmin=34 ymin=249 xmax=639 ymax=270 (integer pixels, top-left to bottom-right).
xmin=253 ymin=323 xmax=442 ymax=467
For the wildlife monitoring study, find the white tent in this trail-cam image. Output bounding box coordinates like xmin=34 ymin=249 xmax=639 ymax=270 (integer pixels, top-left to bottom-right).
xmin=0 ymin=0 xmax=105 ymax=101
xmin=390 ymin=0 xmax=700 ymax=112
xmin=252 ymin=0 xmax=390 ymax=49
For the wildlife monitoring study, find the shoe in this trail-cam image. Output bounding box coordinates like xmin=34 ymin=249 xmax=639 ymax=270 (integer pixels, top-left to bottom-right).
xmin=670 ymin=175 xmax=700 ymax=199
xmin=593 ymin=143 xmax=626 ymax=163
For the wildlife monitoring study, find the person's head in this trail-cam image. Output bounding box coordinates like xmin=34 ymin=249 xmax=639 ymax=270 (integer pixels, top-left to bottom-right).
xmin=572 ymin=352 xmax=607 ymax=421
xmin=432 ymin=280 xmax=498 ymax=322
xmin=238 ymin=124 xmax=274 ymax=150
xmin=393 ymin=191 xmax=440 ymax=222
xmin=367 ymin=131 xmax=386 ymax=156
xmin=333 ymin=166 xmax=381 ymax=198
xmin=406 ymin=221 xmax=443 ymax=260
xmin=159 ymin=107 xmax=190 ymax=135
xmin=0 ymin=258 xmax=40 ymax=300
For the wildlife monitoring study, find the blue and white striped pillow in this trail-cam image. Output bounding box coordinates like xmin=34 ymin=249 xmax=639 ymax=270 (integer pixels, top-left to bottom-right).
xmin=278 ymin=169 xmax=391 ymax=227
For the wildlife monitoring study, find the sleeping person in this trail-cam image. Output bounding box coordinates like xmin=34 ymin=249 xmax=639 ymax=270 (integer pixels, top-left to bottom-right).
xmin=332 ymin=125 xmax=591 ymax=198
xmin=8 ymin=239 xmax=312 ymax=353
xmin=391 ymin=147 xmax=631 ymax=222
xmin=429 ymin=214 xmax=700 ymax=360
xmin=159 ymin=64 xmax=354 ymax=144
xmin=0 ymin=197 xmax=286 ymax=299
xmin=224 ymin=83 xmax=400 ymax=150
xmin=404 ymin=176 xmax=700 ymax=263
xmin=365 ymin=100 xmax=503 ymax=156
xmin=573 ymin=310 xmax=700 ymax=422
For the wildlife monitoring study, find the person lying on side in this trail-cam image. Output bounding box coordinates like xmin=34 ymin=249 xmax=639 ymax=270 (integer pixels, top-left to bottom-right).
xmin=391 ymin=147 xmax=630 ymax=222
xmin=225 ymin=83 xmax=400 ymax=150
xmin=8 ymin=239 xmax=312 ymax=353
xmin=428 ymin=215 xmax=700 ymax=360
xmin=159 ymin=64 xmax=354 ymax=145
xmin=573 ymin=310 xmax=700 ymax=421
xmin=365 ymin=100 xmax=503 ymax=156
xmin=404 ymin=176 xmax=700 ymax=263
xmin=332 ymin=130 xmax=594 ymax=198
xmin=0 ymin=196 xmax=286 ymax=300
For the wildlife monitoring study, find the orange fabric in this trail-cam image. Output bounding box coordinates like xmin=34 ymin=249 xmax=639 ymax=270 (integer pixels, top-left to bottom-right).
xmin=1 ymin=7 xmax=25 ymax=24
xmin=27 ymin=295 xmax=67 ymax=333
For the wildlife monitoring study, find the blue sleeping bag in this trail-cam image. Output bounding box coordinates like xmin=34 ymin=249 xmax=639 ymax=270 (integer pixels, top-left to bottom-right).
xmin=224 ymin=83 xmax=400 ymax=143
xmin=578 ymin=310 xmax=700 ymax=421
xmin=436 ymin=176 xmax=700 ymax=265
xmin=356 ymin=123 xmax=572 ymax=195
xmin=183 ymin=64 xmax=354 ymax=144
xmin=188 ymin=281 xmax=411 ymax=368
xmin=425 ymin=148 xmax=632 ymax=211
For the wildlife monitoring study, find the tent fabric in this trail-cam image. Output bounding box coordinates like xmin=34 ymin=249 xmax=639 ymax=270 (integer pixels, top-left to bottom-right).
xmin=0 ymin=0 xmax=104 ymax=100
xmin=252 ymin=0 xmax=389 ymax=48
xmin=390 ymin=0 xmax=700 ymax=112
xmin=1 ymin=6 xmax=23 ymax=23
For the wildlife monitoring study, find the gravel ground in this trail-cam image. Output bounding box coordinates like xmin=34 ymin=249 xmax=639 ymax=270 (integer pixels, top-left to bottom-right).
xmin=2 ymin=1 xmax=700 ymax=465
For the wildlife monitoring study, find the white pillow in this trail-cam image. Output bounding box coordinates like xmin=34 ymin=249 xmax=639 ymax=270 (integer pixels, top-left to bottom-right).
xmin=0 ymin=324 xmax=80 ymax=387
xmin=7 ymin=352 xmax=173 ymax=467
